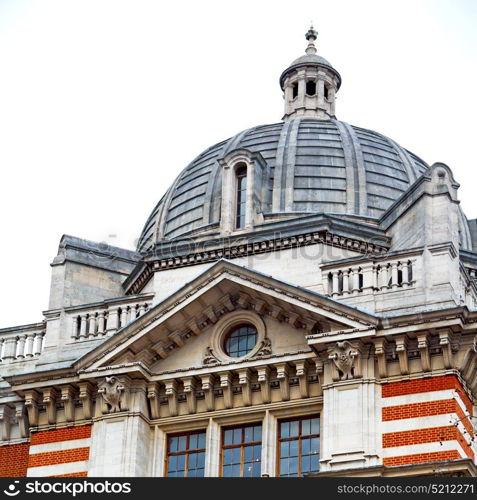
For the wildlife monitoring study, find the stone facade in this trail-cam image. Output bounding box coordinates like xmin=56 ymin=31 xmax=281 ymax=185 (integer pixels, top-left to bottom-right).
xmin=1 ymin=28 xmax=477 ymax=478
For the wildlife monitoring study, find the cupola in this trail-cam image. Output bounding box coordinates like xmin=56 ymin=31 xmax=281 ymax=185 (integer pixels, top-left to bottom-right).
xmin=279 ymin=26 xmax=341 ymax=120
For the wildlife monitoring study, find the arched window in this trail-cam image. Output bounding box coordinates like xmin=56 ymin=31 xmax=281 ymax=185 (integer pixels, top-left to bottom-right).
xmin=292 ymin=82 xmax=298 ymax=99
xmin=235 ymin=166 xmax=247 ymax=229
xmin=224 ymin=324 xmax=257 ymax=358
xmin=306 ymin=80 xmax=316 ymax=96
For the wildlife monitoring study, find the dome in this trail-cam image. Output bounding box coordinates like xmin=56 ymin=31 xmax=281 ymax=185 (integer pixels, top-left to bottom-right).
xmin=137 ymin=118 xmax=428 ymax=254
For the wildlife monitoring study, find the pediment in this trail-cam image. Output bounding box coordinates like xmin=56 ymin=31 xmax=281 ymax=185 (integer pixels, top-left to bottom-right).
xmin=75 ymin=260 xmax=377 ymax=375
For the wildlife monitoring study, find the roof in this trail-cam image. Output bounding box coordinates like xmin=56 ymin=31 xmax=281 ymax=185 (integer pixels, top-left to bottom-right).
xmin=137 ymin=118 xmax=428 ymax=254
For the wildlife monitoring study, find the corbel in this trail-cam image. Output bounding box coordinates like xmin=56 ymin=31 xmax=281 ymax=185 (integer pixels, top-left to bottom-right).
xmin=373 ymin=338 xmax=388 ymax=378
xmin=0 ymin=405 xmax=12 ymax=441
xmin=252 ymin=298 xmax=268 ymax=315
xmin=182 ymin=377 xmax=198 ymax=414
xmin=295 ymin=361 xmax=309 ymax=398
xmin=15 ymin=403 xmax=28 ymax=438
xmin=24 ymin=390 xmax=40 ymax=427
xmin=417 ymin=333 xmax=431 ymax=372
xmin=200 ymin=374 xmax=216 ymax=411
xmin=61 ymin=385 xmax=76 ymax=422
xmin=186 ymin=318 xmax=202 ymax=336
xmin=438 ymin=329 xmax=454 ymax=369
xmin=147 ymin=383 xmax=161 ymax=420
xmin=219 ymin=372 xmax=233 ymax=409
xmin=152 ymin=340 xmax=169 ymax=359
xmin=164 ymin=379 xmax=178 ymax=417
xmin=168 ymin=330 xmax=185 ymax=347
xmin=237 ymin=292 xmax=251 ymax=309
xmin=301 ymin=318 xmax=318 ymax=334
xmin=203 ymin=306 xmax=218 ymax=324
xmin=78 ymin=382 xmax=94 ymax=420
xmin=275 ymin=363 xmax=290 ymax=401
xmin=287 ymin=312 xmax=301 ymax=329
xmin=269 ymin=305 xmax=284 ymax=322
xmin=394 ymin=336 xmax=409 ymax=375
xmin=257 ymin=366 xmax=271 ymax=404
xmin=237 ymin=368 xmax=252 ymax=406
xmin=219 ymin=294 xmax=235 ymax=313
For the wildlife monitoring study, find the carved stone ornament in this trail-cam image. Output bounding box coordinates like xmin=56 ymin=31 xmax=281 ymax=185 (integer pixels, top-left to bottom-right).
xmin=329 ymin=341 xmax=358 ymax=380
xmin=98 ymin=376 xmax=125 ymax=413
xmin=203 ymin=346 xmax=220 ymax=365
xmin=253 ymin=337 xmax=272 ymax=358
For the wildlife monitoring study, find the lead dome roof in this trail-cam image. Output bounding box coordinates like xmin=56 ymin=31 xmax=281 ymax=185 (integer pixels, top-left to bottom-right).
xmin=137 ymin=118 xmax=428 ymax=254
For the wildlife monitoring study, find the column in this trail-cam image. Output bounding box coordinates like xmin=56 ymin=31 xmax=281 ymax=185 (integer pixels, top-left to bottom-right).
xmin=204 ymin=418 xmax=221 ymax=477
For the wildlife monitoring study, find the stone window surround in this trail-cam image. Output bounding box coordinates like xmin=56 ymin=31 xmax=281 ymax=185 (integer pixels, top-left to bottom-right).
xmin=151 ymin=400 xmax=321 ymax=477
xmin=210 ymin=310 xmax=266 ymax=363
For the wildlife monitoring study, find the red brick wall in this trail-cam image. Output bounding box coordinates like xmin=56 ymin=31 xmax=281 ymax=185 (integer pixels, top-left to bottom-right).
xmin=383 ymin=450 xmax=460 ymax=467
xmin=0 ymin=443 xmax=30 ymax=477
xmin=30 ymin=425 xmax=91 ymax=445
xmin=382 ymin=375 xmax=473 ymax=413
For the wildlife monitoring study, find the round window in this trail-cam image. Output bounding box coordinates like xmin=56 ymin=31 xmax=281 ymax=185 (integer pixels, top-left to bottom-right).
xmin=223 ymin=324 xmax=257 ymax=358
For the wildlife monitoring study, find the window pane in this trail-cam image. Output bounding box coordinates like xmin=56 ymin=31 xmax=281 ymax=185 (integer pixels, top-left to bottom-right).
xmin=310 ymin=454 xmax=319 ymax=472
xmin=232 ymin=447 xmax=241 ymax=464
xmin=168 ymin=455 xmax=177 ymax=471
xmin=170 ymin=437 xmax=178 ymax=453
xmin=244 ymin=445 xmax=253 ymax=462
xmin=302 ymin=418 xmax=311 ymax=436
xmin=253 ymin=426 xmax=262 ymax=442
xmin=223 ymin=465 xmax=233 ymax=477
xmin=197 ymin=452 xmax=205 ymax=468
xmin=177 ymin=454 xmax=185 ymax=471
xmin=280 ymin=458 xmax=289 ymax=476
xmin=289 ymin=421 xmax=299 ymax=437
xmin=302 ymin=438 xmax=310 ymax=456
xmin=311 ymin=418 xmax=320 ymax=435
xmin=311 ymin=437 xmax=319 ymax=454
xmin=252 ymin=461 xmax=261 ymax=477
xmin=289 ymin=457 xmax=298 ymax=474
xmin=189 ymin=434 xmax=197 ymax=450
xmin=289 ymin=439 xmax=299 ymax=457
xmin=178 ymin=435 xmax=187 ymax=452
xmin=280 ymin=441 xmax=289 ymax=457
xmin=197 ymin=433 xmax=206 ymax=450
xmin=223 ymin=448 xmax=232 ymax=465
xmin=224 ymin=429 xmax=234 ymax=446
xmin=281 ymin=421 xmax=290 ymax=438
xmin=232 ymin=428 xmax=242 ymax=444
xmin=188 ymin=452 xmax=197 ymax=468
xmin=244 ymin=426 xmax=254 ymax=443
xmin=253 ymin=445 xmax=261 ymax=461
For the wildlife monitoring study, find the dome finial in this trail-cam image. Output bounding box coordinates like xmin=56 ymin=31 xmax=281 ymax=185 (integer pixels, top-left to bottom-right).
xmin=305 ymin=24 xmax=318 ymax=55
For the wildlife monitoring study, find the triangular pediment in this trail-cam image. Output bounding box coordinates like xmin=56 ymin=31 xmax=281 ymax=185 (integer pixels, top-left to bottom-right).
xmin=75 ymin=260 xmax=378 ymax=374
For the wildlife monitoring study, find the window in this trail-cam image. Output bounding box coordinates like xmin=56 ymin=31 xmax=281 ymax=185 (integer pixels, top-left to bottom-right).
xmin=224 ymin=324 xmax=257 ymax=358
xmin=166 ymin=431 xmax=206 ymax=477
xmin=306 ymin=80 xmax=316 ymax=96
xmin=278 ymin=416 xmax=320 ymax=477
xmin=235 ymin=166 xmax=247 ymax=229
xmin=221 ymin=423 xmax=262 ymax=477
xmin=324 ymin=84 xmax=329 ymax=100
xmin=292 ymin=82 xmax=298 ymax=98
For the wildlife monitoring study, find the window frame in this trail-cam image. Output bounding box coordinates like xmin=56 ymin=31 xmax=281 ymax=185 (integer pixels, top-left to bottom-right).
xmin=220 ymin=422 xmax=263 ymax=478
xmin=223 ymin=323 xmax=258 ymax=358
xmin=276 ymin=415 xmax=320 ymax=477
xmin=165 ymin=429 xmax=207 ymax=478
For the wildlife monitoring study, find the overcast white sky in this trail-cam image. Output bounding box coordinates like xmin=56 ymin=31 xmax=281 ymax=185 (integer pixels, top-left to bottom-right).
xmin=0 ymin=0 xmax=476 ymax=328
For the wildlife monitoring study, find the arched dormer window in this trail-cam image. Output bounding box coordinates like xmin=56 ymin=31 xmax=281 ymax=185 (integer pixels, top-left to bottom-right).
xmin=235 ymin=165 xmax=247 ymax=229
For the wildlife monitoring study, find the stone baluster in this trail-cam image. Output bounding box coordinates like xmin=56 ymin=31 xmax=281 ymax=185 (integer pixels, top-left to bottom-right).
xmin=2 ymin=337 xmax=18 ymax=362
xmin=33 ymin=332 xmax=44 ymax=356
xmin=120 ymin=307 xmax=128 ymax=328
xmin=331 ymin=271 xmax=340 ymax=297
xmin=71 ymin=316 xmax=79 ymax=340
xmin=97 ymin=311 xmax=106 ymax=335
xmin=129 ymin=305 xmax=137 ymax=322
xmin=106 ymin=306 xmax=120 ymax=333
xmin=79 ymin=315 xmax=88 ymax=339
xmin=24 ymin=333 xmax=35 ymax=358
xmin=16 ymin=335 xmax=26 ymax=359
xmin=379 ymin=264 xmax=389 ymax=290
xmin=137 ymin=303 xmax=147 ymax=317
xmin=88 ymin=314 xmax=97 ymax=338
xmin=402 ymin=261 xmax=409 ymax=285
xmin=372 ymin=265 xmax=378 ymax=290
xmin=390 ymin=262 xmax=399 ymax=289
xmin=0 ymin=339 xmax=5 ymax=361
xmin=352 ymin=267 xmax=360 ymax=293
xmin=342 ymin=270 xmax=350 ymax=296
